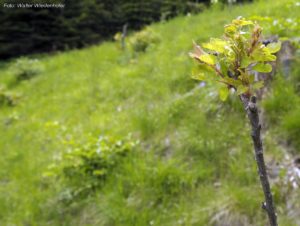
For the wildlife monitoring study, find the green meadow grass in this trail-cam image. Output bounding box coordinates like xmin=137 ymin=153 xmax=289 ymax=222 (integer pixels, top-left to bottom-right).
xmin=0 ymin=0 xmax=299 ymax=225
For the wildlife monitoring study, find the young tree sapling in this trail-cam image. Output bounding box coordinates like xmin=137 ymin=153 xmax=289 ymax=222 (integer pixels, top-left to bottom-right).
xmin=189 ymin=17 xmax=281 ymax=226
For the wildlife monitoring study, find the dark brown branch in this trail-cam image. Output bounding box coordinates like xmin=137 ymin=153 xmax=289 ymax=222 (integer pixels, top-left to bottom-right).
xmin=240 ymin=95 xmax=278 ymax=226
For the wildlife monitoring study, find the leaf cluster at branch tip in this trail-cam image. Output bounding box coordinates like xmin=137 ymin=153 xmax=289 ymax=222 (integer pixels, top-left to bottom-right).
xmin=190 ymin=17 xmax=281 ymax=101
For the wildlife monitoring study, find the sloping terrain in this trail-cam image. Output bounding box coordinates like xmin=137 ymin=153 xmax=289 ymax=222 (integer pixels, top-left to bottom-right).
xmin=0 ymin=0 xmax=299 ymax=225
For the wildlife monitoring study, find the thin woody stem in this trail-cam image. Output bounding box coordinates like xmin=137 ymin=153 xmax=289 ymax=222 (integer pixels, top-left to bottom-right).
xmin=240 ymin=95 xmax=278 ymax=226
xmin=208 ymin=64 xmax=224 ymax=78
xmin=193 ymin=57 xmax=225 ymax=78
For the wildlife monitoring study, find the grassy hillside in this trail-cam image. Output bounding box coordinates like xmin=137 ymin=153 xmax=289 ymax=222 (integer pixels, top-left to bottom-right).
xmin=0 ymin=0 xmax=300 ymax=225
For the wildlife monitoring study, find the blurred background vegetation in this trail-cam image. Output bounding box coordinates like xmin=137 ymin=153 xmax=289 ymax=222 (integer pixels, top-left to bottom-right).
xmin=0 ymin=0 xmax=299 ymax=225
xmin=0 ymin=0 xmax=254 ymax=59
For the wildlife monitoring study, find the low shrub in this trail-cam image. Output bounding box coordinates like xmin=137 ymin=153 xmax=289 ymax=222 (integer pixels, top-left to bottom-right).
xmin=45 ymin=134 xmax=138 ymax=201
xmin=249 ymin=15 xmax=300 ymax=37
xmin=11 ymin=57 xmax=44 ymax=81
xmin=290 ymin=58 xmax=300 ymax=93
xmin=0 ymin=85 xmax=21 ymax=106
xmin=282 ymin=107 xmax=300 ymax=149
xmin=263 ymin=76 xmax=298 ymax=124
xmin=148 ymin=161 xmax=194 ymax=198
xmin=129 ymin=28 xmax=160 ymax=53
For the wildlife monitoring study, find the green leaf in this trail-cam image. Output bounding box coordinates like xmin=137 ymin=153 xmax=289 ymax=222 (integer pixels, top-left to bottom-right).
xmin=219 ymin=86 xmax=229 ymax=101
xmin=251 ymin=47 xmax=277 ymax=62
xmin=252 ymin=81 xmax=264 ymax=90
xmin=241 ymin=56 xmax=252 ymax=68
xmin=93 ymin=169 xmax=106 ymax=176
xmin=240 ymin=20 xmax=253 ymax=26
xmin=197 ymin=64 xmax=214 ymax=73
xmin=266 ymin=42 xmax=281 ymax=53
xmin=219 ymin=61 xmax=228 ymax=76
xmin=232 ymin=18 xmax=254 ymax=26
xmin=199 ymin=54 xmax=217 ymax=65
xmin=224 ymin=24 xmax=237 ymax=36
xmin=236 ymin=85 xmax=249 ymax=95
xmin=238 ymin=71 xmax=251 ymax=84
xmin=253 ymin=63 xmax=272 ymax=73
xmin=192 ymin=65 xmax=213 ymax=77
xmin=202 ymin=38 xmax=228 ymax=53
xmin=220 ymin=77 xmax=242 ymax=87
xmin=191 ymin=73 xmax=206 ymax=81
